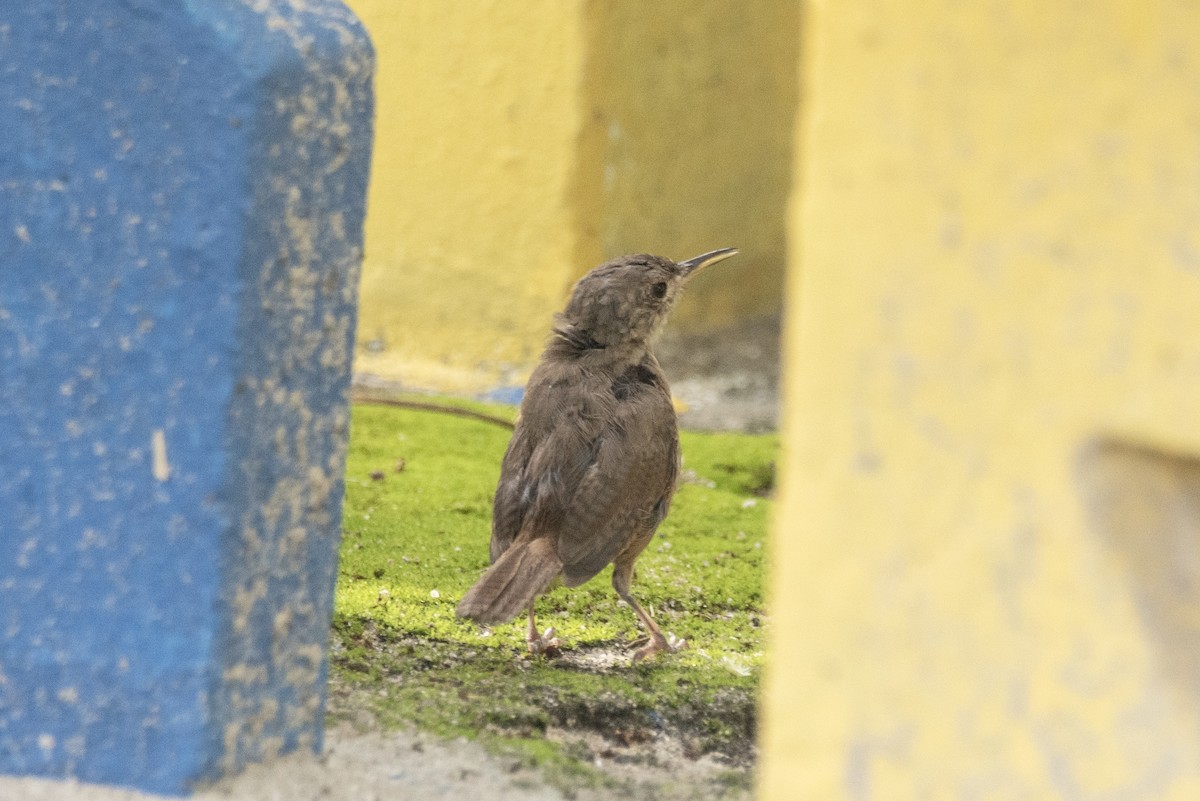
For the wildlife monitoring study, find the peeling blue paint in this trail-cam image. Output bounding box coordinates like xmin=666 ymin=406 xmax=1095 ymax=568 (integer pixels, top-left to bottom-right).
xmin=0 ymin=1 xmax=373 ymax=794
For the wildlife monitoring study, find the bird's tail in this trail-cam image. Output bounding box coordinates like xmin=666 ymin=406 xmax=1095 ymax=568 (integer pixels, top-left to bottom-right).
xmin=456 ymin=537 xmax=563 ymax=626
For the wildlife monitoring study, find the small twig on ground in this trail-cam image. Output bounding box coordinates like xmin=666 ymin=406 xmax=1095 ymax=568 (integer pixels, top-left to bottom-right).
xmin=351 ymin=392 xmax=516 ymax=431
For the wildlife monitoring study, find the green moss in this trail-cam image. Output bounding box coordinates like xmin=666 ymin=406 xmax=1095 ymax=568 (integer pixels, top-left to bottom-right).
xmin=330 ymin=398 xmax=774 ymax=782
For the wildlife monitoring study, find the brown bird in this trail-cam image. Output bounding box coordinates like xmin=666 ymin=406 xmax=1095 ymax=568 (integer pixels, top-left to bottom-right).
xmin=456 ymin=248 xmax=738 ymax=662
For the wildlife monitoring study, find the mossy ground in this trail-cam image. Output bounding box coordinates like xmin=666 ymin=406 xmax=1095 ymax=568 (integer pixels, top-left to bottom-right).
xmin=329 ymin=398 xmax=774 ymax=793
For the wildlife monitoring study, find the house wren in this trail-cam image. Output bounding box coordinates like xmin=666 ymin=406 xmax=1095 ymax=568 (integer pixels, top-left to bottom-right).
xmin=456 ymin=247 xmax=738 ymax=662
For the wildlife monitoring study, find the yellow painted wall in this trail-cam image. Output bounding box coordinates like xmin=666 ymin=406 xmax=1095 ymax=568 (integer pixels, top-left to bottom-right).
xmin=762 ymin=1 xmax=1200 ymax=798
xmin=345 ymin=2 xmax=796 ymax=392
xmin=574 ymin=1 xmax=798 ymax=330
xmin=345 ymin=1 xmax=589 ymax=392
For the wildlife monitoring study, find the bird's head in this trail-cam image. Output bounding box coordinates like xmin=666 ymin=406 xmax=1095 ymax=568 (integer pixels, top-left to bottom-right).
xmin=554 ymin=248 xmax=738 ymax=357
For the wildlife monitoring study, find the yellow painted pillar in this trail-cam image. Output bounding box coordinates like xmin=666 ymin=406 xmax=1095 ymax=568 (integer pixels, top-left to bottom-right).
xmin=763 ymin=1 xmax=1200 ymax=798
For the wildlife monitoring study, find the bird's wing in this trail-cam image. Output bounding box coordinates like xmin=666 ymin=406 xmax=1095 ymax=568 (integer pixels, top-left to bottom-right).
xmin=489 ymin=371 xmax=606 ymax=563
xmin=489 ymin=423 xmax=533 ymax=562
xmin=555 ymin=386 xmax=679 ymax=586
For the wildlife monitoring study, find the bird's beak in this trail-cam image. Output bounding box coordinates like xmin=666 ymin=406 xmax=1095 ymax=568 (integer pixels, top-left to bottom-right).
xmin=678 ymin=247 xmax=738 ymax=279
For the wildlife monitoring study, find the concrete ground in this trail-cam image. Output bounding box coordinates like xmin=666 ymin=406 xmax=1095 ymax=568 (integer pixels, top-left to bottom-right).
xmin=656 ymin=315 xmax=780 ymax=434
xmin=0 ymin=723 xmax=753 ymax=801
xmin=0 ymin=727 xmax=577 ymax=801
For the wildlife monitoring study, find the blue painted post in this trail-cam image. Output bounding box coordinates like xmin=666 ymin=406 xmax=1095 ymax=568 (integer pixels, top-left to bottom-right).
xmin=0 ymin=1 xmax=373 ymax=795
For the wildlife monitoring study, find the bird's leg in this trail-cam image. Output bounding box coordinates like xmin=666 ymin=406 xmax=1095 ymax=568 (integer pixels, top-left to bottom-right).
xmin=525 ymin=603 xmax=559 ymax=656
xmin=612 ymin=562 xmax=686 ymax=663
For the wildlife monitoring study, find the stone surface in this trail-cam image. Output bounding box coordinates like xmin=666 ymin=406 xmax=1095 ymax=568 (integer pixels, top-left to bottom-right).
xmin=0 ymin=1 xmax=373 ymax=794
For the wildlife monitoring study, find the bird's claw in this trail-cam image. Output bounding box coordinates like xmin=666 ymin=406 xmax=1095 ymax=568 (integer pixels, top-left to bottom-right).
xmin=631 ymin=632 xmax=687 ymax=664
xmin=526 ymin=627 xmax=561 ymax=657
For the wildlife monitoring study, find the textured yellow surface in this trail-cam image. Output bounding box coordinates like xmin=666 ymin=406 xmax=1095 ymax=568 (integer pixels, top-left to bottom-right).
xmin=344 ymin=1 xmax=795 ymax=391
xmin=762 ymin=1 xmax=1200 ymax=797
xmin=345 ymin=1 xmax=587 ymax=391
xmin=573 ymin=1 xmax=798 ymax=330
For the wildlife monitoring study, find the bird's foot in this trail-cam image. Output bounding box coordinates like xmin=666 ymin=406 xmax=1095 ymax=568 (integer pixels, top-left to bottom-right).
xmin=526 ymin=627 xmax=561 ymax=657
xmin=631 ymin=632 xmax=687 ymax=664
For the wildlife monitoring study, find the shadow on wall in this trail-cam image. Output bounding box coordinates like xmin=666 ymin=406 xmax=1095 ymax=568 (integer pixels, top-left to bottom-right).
xmin=572 ymin=1 xmax=800 ymax=333
xmin=1079 ymin=439 xmax=1200 ymax=729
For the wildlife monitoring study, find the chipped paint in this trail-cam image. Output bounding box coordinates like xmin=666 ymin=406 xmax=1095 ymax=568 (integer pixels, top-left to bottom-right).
xmin=150 ymin=429 xmax=170 ymax=482
xmin=202 ymin=0 xmax=374 ymax=785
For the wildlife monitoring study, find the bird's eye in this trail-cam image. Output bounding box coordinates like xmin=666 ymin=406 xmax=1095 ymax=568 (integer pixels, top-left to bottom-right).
xmin=651 ymin=282 xmax=668 ymax=299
